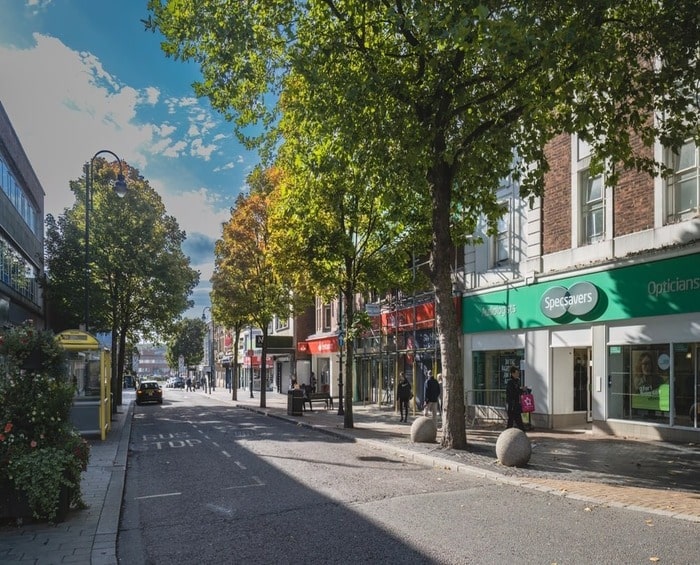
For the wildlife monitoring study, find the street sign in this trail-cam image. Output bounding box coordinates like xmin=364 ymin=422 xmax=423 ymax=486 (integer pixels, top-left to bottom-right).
xmin=365 ymin=303 xmax=380 ymax=316
xmin=255 ymin=335 xmax=264 ymax=348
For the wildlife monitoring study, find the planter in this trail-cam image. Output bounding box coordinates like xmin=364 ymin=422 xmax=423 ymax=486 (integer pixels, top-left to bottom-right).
xmin=0 ymin=480 xmax=71 ymax=523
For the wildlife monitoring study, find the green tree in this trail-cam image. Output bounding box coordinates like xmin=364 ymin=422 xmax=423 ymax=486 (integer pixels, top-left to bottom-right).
xmin=147 ymin=1 xmax=700 ymax=449
xmin=270 ymin=88 xmax=418 ymax=425
xmin=212 ymin=167 xmax=293 ymax=408
xmin=45 ymin=158 xmax=200 ymax=406
xmin=166 ymin=318 xmax=206 ymax=378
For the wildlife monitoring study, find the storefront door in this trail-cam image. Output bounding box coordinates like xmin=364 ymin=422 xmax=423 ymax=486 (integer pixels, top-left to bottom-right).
xmin=573 ymin=348 xmax=593 ymax=422
xmin=673 ymin=343 xmax=699 ymax=428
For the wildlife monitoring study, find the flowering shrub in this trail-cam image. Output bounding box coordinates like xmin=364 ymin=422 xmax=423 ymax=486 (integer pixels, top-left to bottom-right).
xmin=0 ymin=321 xmax=90 ymax=522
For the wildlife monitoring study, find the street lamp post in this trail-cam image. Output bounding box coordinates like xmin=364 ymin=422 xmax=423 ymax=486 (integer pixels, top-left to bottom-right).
xmin=84 ymin=150 xmax=127 ymax=333
xmin=248 ymin=326 xmax=254 ymax=399
xmin=202 ymin=307 xmax=214 ymax=394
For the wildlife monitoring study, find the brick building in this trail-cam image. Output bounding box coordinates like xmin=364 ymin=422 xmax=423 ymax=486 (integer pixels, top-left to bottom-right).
xmin=461 ymin=133 xmax=699 ymax=442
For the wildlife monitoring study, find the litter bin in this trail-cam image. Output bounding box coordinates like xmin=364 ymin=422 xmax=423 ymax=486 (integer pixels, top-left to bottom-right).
xmin=287 ymin=389 xmax=304 ymax=416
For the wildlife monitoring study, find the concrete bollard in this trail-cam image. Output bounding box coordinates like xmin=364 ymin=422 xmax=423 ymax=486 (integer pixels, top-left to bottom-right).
xmin=410 ymin=416 xmax=438 ymax=443
xmin=496 ymin=428 xmax=532 ymax=467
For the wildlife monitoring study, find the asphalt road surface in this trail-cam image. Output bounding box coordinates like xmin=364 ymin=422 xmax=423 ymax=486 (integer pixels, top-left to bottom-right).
xmin=118 ymin=391 xmax=700 ymax=564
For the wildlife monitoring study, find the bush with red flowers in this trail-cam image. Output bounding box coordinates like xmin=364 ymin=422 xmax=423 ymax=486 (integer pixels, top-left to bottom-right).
xmin=0 ymin=321 xmax=90 ymax=522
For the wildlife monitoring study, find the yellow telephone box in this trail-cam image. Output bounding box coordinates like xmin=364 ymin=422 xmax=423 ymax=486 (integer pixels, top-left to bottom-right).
xmin=57 ymin=330 xmax=112 ymax=440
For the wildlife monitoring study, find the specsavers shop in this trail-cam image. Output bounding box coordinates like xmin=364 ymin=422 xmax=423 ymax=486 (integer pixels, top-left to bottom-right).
xmin=461 ymin=251 xmax=700 ymax=442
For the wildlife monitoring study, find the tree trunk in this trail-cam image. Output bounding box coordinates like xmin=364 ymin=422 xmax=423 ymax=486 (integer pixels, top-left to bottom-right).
xmin=430 ymin=159 xmax=467 ymax=450
xmin=110 ymin=329 xmax=119 ymax=412
xmin=342 ymin=286 xmax=354 ymax=428
xmin=260 ymin=328 xmax=267 ymax=408
xmin=117 ymin=328 xmax=129 ymax=407
xmin=231 ymin=326 xmax=241 ymax=401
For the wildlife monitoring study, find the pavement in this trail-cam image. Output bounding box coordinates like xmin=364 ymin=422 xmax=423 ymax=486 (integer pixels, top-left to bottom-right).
xmin=1 ymin=387 xmax=699 ymax=564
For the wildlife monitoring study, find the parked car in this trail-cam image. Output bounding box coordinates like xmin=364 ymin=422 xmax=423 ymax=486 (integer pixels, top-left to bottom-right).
xmin=136 ymin=380 xmax=163 ymax=405
xmin=166 ymin=376 xmax=185 ymax=389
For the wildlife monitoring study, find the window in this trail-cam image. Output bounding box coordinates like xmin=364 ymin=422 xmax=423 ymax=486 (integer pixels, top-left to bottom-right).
xmin=315 ymin=297 xmax=333 ymax=332
xmin=0 ymin=155 xmax=38 ymax=235
xmin=493 ymin=204 xmax=510 ymax=264
xmin=0 ymin=237 xmax=37 ymax=303
xmin=607 ymin=344 xmax=671 ymax=425
xmin=665 ymin=139 xmax=699 ymax=222
xmin=471 ymin=349 xmax=524 ymax=408
xmin=274 ymin=316 xmax=289 ymax=332
xmin=580 ymin=170 xmax=604 ymax=244
xmin=323 ymin=303 xmax=332 ymax=331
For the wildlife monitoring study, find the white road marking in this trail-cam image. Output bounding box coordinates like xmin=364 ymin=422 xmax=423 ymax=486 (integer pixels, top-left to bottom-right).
xmin=207 ymin=503 xmax=234 ymax=516
xmin=135 ymin=492 xmax=182 ymax=500
xmin=222 ymin=476 xmax=264 ymax=490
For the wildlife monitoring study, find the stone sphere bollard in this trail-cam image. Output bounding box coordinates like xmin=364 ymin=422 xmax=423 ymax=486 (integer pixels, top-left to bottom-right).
xmin=496 ymin=428 xmax=532 ymax=467
xmin=410 ymin=416 xmax=437 ymax=443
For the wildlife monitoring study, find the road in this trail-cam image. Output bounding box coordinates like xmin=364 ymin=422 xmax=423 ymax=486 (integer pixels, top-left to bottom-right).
xmin=118 ymin=390 xmax=699 ymax=564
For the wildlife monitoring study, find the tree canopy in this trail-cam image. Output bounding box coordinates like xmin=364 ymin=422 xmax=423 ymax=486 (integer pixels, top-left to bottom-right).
xmin=147 ymin=0 xmax=700 ymax=448
xmin=212 ymin=167 xmax=294 ymax=407
xmin=166 ymin=317 xmax=206 ymax=371
xmin=45 ymin=158 xmax=200 ymax=401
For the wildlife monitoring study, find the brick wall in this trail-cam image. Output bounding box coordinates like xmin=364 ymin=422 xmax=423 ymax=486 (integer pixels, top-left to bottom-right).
xmin=613 ymin=141 xmax=654 ymax=236
xmin=542 ymin=133 xmax=572 ymax=254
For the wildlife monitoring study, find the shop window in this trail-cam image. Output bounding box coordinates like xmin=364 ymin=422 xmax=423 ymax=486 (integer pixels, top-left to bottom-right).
xmin=471 ymin=349 xmax=524 ymax=407
xmin=672 ymin=343 xmax=700 ymax=428
xmin=607 ymin=345 xmax=671 ymax=424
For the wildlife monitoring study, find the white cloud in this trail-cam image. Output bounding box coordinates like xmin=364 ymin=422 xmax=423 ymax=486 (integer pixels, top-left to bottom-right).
xmin=0 ymin=32 xmax=249 ymax=317
xmin=162 ymin=140 xmax=188 ymax=158
xmin=150 ymin=182 xmax=229 ymax=242
xmin=157 ymin=124 xmax=177 ymax=137
xmin=143 ymin=87 xmax=160 ymax=105
xmin=0 ymin=34 xmax=151 ymax=215
xmin=190 ymin=138 xmax=217 ymax=160
xmin=214 ymin=162 xmax=235 ymax=172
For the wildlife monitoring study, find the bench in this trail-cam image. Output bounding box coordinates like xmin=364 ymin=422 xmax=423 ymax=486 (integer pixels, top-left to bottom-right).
xmin=303 ymin=391 xmax=334 ymax=411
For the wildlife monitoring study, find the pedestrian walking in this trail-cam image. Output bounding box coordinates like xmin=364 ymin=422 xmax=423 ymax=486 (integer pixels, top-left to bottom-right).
xmin=506 ymin=365 xmax=526 ymax=431
xmin=423 ymin=372 xmax=441 ymax=422
xmin=397 ymin=372 xmax=412 ymax=422
xmin=186 ymin=376 xmax=192 ymax=392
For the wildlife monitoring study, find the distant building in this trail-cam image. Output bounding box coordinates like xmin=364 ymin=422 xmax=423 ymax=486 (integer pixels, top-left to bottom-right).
xmin=135 ymin=343 xmax=171 ymax=380
xmin=0 ymin=102 xmax=45 ymax=327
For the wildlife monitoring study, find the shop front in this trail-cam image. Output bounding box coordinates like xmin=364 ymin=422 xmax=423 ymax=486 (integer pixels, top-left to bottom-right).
xmin=462 ymin=251 xmax=700 ymax=441
xmin=354 ymin=299 xmax=440 ymax=408
xmin=242 ymin=352 xmax=274 ymax=391
xmin=303 ymin=335 xmax=340 ymax=396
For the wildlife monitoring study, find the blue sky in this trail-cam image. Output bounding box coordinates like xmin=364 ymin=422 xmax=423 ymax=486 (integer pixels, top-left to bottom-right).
xmin=0 ymin=0 xmax=259 ymax=320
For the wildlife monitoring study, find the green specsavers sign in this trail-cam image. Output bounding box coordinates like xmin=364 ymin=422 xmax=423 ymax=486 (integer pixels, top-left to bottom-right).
xmin=462 ymin=252 xmax=700 ymax=333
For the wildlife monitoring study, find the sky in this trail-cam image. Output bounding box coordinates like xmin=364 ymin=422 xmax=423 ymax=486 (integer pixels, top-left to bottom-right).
xmin=0 ymin=0 xmax=260 ymax=321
